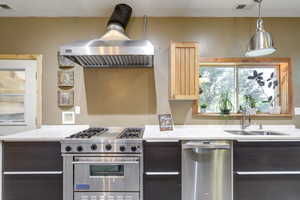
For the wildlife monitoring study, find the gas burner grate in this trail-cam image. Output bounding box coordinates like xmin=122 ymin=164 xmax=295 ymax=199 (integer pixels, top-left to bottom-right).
xmin=68 ymin=128 xmax=108 ymax=139
xmin=119 ymin=128 xmax=144 ymax=139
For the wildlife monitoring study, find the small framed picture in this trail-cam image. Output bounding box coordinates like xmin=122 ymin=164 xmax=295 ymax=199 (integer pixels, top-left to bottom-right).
xmin=58 ymin=70 xmax=74 ymax=87
xmin=158 ymin=114 xmax=174 ymax=131
xmin=57 ymin=52 xmax=75 ymax=68
xmin=62 ymin=111 xmax=75 ymax=124
xmin=58 ymin=90 xmax=74 ymax=107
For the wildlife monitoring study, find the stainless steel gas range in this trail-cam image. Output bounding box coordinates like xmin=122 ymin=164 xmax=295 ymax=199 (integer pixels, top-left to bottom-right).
xmin=61 ymin=127 xmax=144 ymax=200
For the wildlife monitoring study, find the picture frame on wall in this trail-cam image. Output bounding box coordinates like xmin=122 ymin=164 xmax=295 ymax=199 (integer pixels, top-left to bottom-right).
xmin=57 ymin=70 xmax=74 ymax=87
xmin=57 ymin=52 xmax=75 ymax=68
xmin=158 ymin=114 xmax=174 ymax=131
xmin=58 ymin=90 xmax=74 ymax=107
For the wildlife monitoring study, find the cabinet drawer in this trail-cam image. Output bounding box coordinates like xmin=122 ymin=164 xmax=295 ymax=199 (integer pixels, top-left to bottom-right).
xmin=3 ymin=142 xmax=62 ymax=171
xmin=234 ymin=142 xmax=300 ymax=171
xmin=144 ymin=175 xmax=181 ymax=200
xmin=144 ymin=142 xmax=181 ymax=172
xmin=234 ymin=174 xmax=300 ymax=200
xmin=3 ymin=174 xmax=63 ymax=200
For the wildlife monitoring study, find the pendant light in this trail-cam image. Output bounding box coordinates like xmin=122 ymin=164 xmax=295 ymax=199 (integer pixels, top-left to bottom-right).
xmin=245 ymin=0 xmax=276 ymax=57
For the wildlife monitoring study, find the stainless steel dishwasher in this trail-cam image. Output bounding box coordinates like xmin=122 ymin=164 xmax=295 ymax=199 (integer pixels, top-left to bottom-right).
xmin=182 ymin=141 xmax=232 ymax=200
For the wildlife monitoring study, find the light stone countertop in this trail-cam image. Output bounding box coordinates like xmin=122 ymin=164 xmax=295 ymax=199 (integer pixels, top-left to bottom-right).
xmin=1 ymin=125 xmax=90 ymax=142
xmin=143 ymin=125 xmax=300 ymax=141
xmin=2 ymin=124 xmax=300 ymax=142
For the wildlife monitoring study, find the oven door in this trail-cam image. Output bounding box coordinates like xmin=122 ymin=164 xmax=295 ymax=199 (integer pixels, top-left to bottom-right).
xmin=73 ymin=156 xmax=140 ymax=192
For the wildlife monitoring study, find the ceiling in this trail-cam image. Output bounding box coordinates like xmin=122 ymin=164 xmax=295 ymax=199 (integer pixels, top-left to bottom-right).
xmin=0 ymin=0 xmax=300 ymax=17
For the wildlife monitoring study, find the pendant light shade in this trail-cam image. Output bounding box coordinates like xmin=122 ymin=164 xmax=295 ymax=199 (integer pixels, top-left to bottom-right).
xmin=245 ymin=0 xmax=276 ymax=57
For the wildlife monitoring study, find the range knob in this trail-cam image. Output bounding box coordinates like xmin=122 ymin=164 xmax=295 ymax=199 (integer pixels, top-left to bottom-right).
xmin=131 ymin=146 xmax=137 ymax=152
xmin=77 ymin=146 xmax=83 ymax=152
xmin=65 ymin=146 xmax=72 ymax=152
xmin=91 ymin=144 xmax=97 ymax=150
xmin=105 ymin=144 xmax=112 ymax=151
xmin=120 ymin=146 xmax=126 ymax=152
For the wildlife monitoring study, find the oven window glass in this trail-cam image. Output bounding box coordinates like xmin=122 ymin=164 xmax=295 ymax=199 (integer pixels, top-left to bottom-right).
xmin=90 ymin=165 xmax=124 ymax=176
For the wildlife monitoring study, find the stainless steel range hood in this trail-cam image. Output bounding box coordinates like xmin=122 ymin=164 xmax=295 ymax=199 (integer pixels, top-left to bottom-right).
xmin=59 ymin=4 xmax=154 ymax=68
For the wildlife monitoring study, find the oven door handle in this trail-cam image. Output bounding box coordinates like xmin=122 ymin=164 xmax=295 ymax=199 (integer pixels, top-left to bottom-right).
xmin=72 ymin=161 xmax=139 ymax=165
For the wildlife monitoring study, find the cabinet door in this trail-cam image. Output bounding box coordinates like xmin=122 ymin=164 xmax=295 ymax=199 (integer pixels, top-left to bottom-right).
xmin=4 ymin=174 xmax=62 ymax=200
xmin=143 ymin=142 xmax=182 ymax=200
xmin=3 ymin=142 xmax=62 ymax=171
xmin=235 ymin=174 xmax=300 ymax=200
xmin=3 ymin=142 xmax=63 ymax=200
xmin=169 ymin=42 xmax=199 ymax=100
xmin=144 ymin=175 xmax=181 ymax=200
xmin=234 ymin=142 xmax=300 ymax=200
xmin=234 ymin=142 xmax=300 ymax=171
xmin=144 ymin=142 xmax=181 ymax=172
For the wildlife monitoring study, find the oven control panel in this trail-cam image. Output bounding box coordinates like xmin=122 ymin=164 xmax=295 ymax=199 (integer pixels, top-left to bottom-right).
xmin=61 ymin=140 xmax=143 ymax=154
xmin=74 ymin=192 xmax=139 ymax=200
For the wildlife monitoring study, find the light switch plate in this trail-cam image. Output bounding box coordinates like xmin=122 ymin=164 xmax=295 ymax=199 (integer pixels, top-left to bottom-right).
xmin=75 ymin=106 xmax=80 ymax=114
xmin=295 ymin=107 xmax=300 ymax=115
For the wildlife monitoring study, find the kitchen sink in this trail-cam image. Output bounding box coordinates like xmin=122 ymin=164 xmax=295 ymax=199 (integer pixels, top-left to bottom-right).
xmin=225 ymin=130 xmax=287 ymax=136
xmin=248 ymin=131 xmax=286 ymax=135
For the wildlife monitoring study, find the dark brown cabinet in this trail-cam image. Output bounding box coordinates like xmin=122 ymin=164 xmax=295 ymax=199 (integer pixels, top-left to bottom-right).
xmin=235 ymin=174 xmax=300 ymax=200
xmin=4 ymin=174 xmax=63 ymax=200
xmin=3 ymin=142 xmax=62 ymax=171
xmin=144 ymin=142 xmax=181 ymax=172
xmin=234 ymin=141 xmax=300 ymax=200
xmin=144 ymin=175 xmax=181 ymax=200
xmin=143 ymin=141 xmax=181 ymax=200
xmin=2 ymin=142 xmax=63 ymax=200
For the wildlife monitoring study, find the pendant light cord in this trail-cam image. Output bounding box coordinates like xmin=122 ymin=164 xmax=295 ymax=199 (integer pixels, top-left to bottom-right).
xmin=255 ymin=0 xmax=264 ymax=31
xmin=254 ymin=0 xmax=263 ymax=19
xmin=144 ymin=15 xmax=148 ymax=39
xmin=258 ymin=1 xmax=262 ymax=19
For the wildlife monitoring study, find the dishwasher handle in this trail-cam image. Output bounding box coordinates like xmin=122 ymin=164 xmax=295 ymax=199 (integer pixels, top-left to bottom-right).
xmin=182 ymin=142 xmax=231 ymax=150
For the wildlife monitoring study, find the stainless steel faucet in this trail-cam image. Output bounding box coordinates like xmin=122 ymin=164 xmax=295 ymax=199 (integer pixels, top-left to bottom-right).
xmin=241 ymin=108 xmax=251 ymax=130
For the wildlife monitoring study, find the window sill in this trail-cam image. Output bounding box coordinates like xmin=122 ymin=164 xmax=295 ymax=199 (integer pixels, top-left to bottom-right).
xmin=193 ymin=113 xmax=293 ymax=119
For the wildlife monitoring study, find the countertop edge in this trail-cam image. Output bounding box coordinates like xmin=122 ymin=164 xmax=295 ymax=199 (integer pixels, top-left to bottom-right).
xmin=2 ymin=138 xmax=65 ymax=142
xmin=0 ymin=125 xmax=89 ymax=142
xmin=143 ymin=125 xmax=300 ymax=141
xmin=2 ymin=125 xmax=300 ymax=142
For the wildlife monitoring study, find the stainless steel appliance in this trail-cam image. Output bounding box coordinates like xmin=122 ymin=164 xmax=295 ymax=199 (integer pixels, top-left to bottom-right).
xmin=59 ymin=4 xmax=154 ymax=68
xmin=61 ymin=127 xmax=144 ymax=200
xmin=182 ymin=141 xmax=232 ymax=200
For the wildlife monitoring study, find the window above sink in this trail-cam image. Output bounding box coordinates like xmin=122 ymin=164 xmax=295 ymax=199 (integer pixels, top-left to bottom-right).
xmin=193 ymin=57 xmax=293 ymax=118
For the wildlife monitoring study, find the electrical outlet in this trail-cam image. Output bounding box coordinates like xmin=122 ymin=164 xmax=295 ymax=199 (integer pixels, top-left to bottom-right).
xmin=75 ymin=106 xmax=80 ymax=114
xmin=295 ymin=107 xmax=300 ymax=115
xmin=62 ymin=112 xmax=75 ymax=124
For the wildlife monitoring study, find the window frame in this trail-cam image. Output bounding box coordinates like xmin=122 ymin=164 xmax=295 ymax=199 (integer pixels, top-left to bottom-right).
xmin=193 ymin=57 xmax=293 ymax=118
xmin=0 ymin=54 xmax=42 ymax=129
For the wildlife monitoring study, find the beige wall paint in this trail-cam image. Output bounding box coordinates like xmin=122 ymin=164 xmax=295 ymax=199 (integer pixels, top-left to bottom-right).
xmin=0 ymin=17 xmax=299 ymax=126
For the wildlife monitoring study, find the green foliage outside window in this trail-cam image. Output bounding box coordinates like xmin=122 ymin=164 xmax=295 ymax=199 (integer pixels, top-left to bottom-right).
xmin=199 ymin=66 xmax=278 ymax=114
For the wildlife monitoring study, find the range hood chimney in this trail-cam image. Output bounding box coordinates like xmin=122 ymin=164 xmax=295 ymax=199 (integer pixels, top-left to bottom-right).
xmin=59 ymin=4 xmax=154 ymax=68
